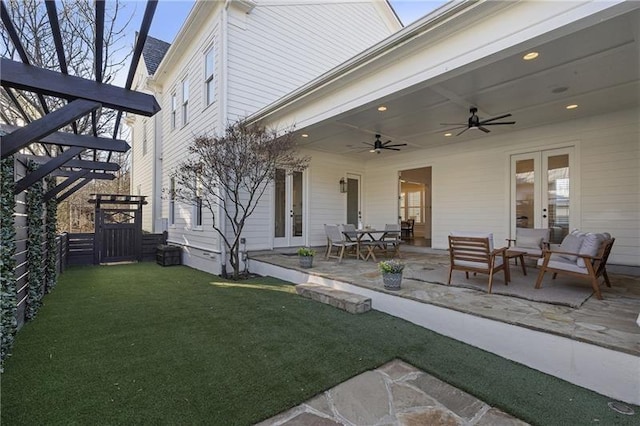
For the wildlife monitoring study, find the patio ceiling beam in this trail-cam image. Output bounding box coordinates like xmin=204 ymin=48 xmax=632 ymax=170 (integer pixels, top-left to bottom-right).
xmin=49 ymin=169 xmax=116 ymax=179
xmin=111 ymin=0 xmax=158 ymax=147
xmin=1 ymin=1 xmax=50 ymax=116
xmin=14 ymin=146 xmax=84 ymax=194
xmin=3 ymin=88 xmax=31 ymax=124
xmin=43 ymin=170 xmax=91 ymax=201
xmin=45 ymin=0 xmax=79 ymax=136
xmin=1 ymin=99 xmax=101 ymax=159
xmin=0 ymin=124 xmax=130 ymax=152
xmin=20 ymin=154 xmax=120 ymax=172
xmin=57 ymin=178 xmax=93 ymax=203
xmin=43 ymin=170 xmax=116 ymax=202
xmin=0 ymin=58 xmax=161 ymax=116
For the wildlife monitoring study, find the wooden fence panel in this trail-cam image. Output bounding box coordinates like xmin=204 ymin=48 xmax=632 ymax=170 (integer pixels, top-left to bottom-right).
xmin=67 ymin=233 xmax=95 ymax=265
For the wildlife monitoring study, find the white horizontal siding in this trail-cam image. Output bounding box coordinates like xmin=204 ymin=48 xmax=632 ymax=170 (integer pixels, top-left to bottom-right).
xmin=226 ymin=1 xmax=396 ymax=120
xmin=360 ymin=108 xmax=639 ymax=266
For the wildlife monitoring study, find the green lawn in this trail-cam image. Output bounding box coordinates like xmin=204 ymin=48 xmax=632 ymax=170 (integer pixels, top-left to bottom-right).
xmin=1 ymin=263 xmax=636 ymax=425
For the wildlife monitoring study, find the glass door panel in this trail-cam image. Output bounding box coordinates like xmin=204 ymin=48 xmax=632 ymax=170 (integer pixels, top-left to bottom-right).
xmin=544 ymin=153 xmax=570 ymax=244
xmin=274 ymin=169 xmax=304 ymax=247
xmin=291 ymin=171 xmax=303 ymax=239
xmin=274 ymin=169 xmax=286 ymax=239
xmin=515 ymin=158 xmax=535 ymax=229
xmin=511 ymin=148 xmax=573 ymax=241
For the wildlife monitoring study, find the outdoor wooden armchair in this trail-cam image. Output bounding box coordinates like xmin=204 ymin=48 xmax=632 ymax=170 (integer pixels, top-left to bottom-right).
xmin=448 ymin=234 xmax=509 ymax=293
xmin=535 ymin=237 xmax=615 ymax=300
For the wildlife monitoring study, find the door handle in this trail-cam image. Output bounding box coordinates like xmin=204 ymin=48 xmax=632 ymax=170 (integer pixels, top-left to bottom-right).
xmin=542 ymin=215 xmax=547 ymax=218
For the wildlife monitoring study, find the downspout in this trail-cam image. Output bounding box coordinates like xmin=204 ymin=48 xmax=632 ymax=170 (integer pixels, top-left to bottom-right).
xmin=153 ymin=104 xmax=163 ymax=233
xmin=219 ymin=1 xmax=230 ymax=276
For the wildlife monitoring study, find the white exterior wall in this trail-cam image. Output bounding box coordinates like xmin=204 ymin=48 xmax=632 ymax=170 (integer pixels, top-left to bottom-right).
xmin=129 ymin=61 xmax=155 ymax=232
xmin=361 ymin=108 xmax=639 ymax=266
xmin=226 ymin=1 xmax=399 ymax=120
xmin=158 ymin=13 xmax=223 ymax=272
xmin=129 ymin=1 xmax=399 ymax=272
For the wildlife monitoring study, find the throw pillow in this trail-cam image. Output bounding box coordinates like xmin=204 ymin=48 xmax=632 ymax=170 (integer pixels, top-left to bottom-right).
xmin=557 ymin=233 xmax=584 ymax=263
xmin=577 ymin=233 xmax=606 ymax=268
xmin=517 ymin=235 xmax=543 ymax=249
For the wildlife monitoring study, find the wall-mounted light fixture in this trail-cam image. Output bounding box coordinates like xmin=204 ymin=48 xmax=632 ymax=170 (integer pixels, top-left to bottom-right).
xmin=339 ymin=177 xmax=348 ymax=193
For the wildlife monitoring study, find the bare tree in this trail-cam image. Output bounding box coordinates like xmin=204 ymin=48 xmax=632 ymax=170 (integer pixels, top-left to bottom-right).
xmin=1 ymin=0 xmax=135 ymax=228
xmin=0 ymin=0 xmax=133 ymax=135
xmin=171 ymin=121 xmax=309 ymax=279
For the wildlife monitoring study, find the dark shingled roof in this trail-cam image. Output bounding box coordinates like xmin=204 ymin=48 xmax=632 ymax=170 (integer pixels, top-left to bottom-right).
xmin=142 ymin=35 xmax=171 ymax=75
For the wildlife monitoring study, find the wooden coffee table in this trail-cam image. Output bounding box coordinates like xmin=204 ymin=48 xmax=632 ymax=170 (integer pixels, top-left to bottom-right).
xmin=505 ymin=249 xmax=527 ymax=276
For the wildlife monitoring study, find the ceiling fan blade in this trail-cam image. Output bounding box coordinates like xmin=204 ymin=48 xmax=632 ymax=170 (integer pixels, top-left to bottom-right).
xmin=482 ymin=121 xmax=516 ymax=126
xmin=382 ymin=143 xmax=407 ymax=148
xmin=456 ymin=128 xmax=469 ymax=136
xmin=382 ymin=147 xmax=401 ymax=151
xmin=480 ymin=113 xmax=512 ymax=124
xmin=478 ymin=126 xmax=491 ymax=133
xmin=361 ymin=141 xmax=373 ymax=146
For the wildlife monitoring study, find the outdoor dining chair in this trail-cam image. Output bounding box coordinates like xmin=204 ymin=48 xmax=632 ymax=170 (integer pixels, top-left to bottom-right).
xmin=325 ymin=224 xmax=357 ymax=263
xmin=381 ymin=223 xmax=402 ymax=258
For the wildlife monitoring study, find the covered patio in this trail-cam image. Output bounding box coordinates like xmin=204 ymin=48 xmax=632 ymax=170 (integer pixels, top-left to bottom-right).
xmin=249 ymin=247 xmax=640 ymax=405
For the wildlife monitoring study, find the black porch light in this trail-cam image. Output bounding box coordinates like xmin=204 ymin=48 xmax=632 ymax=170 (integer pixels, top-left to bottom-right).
xmin=339 ymin=177 xmax=348 ymax=193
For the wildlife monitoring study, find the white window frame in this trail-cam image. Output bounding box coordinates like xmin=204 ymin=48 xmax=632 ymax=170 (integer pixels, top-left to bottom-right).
xmin=194 ymin=177 xmax=203 ymax=228
xmin=170 ymin=93 xmax=177 ymax=130
xmin=204 ymin=48 xmax=214 ymax=106
xmin=182 ymin=79 xmax=189 ymax=126
xmin=142 ymin=119 xmax=147 ymax=156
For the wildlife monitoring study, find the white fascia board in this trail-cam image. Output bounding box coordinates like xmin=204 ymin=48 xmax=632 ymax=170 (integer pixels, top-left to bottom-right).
xmin=250 ymin=0 xmax=634 ymax=130
xmin=152 ymin=1 xmax=222 ymax=85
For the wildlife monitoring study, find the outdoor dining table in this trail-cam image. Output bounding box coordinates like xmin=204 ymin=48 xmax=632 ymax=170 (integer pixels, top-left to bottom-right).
xmin=342 ymin=228 xmax=389 ymax=261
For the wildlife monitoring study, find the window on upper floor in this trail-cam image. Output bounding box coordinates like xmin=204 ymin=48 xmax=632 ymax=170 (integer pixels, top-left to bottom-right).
xmin=142 ymin=119 xmax=148 ymax=156
xmin=169 ymin=177 xmax=176 ymax=226
xmin=170 ymin=93 xmax=177 ymax=130
xmin=182 ymin=79 xmax=189 ymax=126
xmin=205 ymin=49 xmax=214 ymax=106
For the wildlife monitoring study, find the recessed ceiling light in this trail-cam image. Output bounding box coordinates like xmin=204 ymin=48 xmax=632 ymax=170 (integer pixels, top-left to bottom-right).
xmin=523 ymin=51 xmax=539 ymax=61
xmin=565 ymin=104 xmax=578 ymax=110
xmin=301 ymin=133 xmax=309 ymax=138
xmin=444 ymin=133 xmax=452 ymax=137
xmin=377 ymin=106 xmax=387 ymax=112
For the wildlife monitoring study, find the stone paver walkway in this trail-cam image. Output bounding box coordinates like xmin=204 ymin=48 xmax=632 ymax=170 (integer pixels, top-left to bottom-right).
xmin=257 ymin=360 xmax=528 ymax=426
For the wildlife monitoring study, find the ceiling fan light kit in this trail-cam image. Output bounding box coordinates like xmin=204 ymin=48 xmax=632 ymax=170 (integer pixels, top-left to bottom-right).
xmin=440 ymin=106 xmax=516 ymax=136
xmin=362 ymin=134 xmax=407 ymax=154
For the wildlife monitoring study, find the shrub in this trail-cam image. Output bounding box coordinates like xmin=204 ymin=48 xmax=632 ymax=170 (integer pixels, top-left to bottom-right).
xmin=379 ymin=259 xmax=404 ymax=274
xmin=297 ymin=247 xmax=315 ymax=257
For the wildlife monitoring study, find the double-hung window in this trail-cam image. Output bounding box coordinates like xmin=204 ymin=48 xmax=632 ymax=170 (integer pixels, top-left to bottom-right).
xmin=169 ymin=177 xmax=175 ymax=226
xmin=142 ymin=119 xmax=147 ymax=156
xmin=204 ymin=49 xmax=214 ymax=106
xmin=182 ymin=79 xmax=189 ymax=126
xmin=170 ymin=93 xmax=177 ymax=129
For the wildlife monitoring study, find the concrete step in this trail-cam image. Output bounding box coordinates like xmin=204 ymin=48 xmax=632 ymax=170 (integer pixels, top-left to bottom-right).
xmin=296 ymin=283 xmax=371 ymax=314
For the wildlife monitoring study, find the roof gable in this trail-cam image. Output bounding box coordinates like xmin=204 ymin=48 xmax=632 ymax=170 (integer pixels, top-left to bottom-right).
xmin=142 ymin=35 xmax=171 ymax=75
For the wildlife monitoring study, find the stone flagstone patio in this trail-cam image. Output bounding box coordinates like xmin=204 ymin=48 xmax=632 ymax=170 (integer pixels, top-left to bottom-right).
xmin=258 ymin=359 xmax=528 ymax=426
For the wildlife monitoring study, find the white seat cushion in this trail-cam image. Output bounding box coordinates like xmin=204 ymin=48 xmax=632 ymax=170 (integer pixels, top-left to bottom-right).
xmin=537 ymin=257 xmax=588 ymax=274
xmin=576 ymin=232 xmax=609 ymax=268
xmin=556 ymin=233 xmax=584 ymax=262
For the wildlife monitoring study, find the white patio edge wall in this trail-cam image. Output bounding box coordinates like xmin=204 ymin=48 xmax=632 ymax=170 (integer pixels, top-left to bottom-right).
xmin=249 ymin=259 xmax=640 ymax=406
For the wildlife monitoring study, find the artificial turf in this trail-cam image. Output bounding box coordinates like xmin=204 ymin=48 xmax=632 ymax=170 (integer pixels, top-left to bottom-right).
xmin=1 ymin=263 xmax=637 ymax=425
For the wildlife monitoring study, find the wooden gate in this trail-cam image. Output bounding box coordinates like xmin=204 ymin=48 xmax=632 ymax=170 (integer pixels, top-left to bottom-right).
xmin=91 ymin=194 xmax=147 ymax=264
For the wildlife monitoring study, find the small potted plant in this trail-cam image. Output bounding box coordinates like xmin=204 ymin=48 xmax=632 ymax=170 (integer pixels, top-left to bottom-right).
xmin=297 ymin=247 xmax=315 ymax=268
xmin=379 ymin=259 xmax=405 ymax=290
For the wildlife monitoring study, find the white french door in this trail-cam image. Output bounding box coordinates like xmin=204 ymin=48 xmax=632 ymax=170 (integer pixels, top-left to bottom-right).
xmin=274 ymin=169 xmax=304 ymax=247
xmin=511 ymin=147 xmax=575 ymax=244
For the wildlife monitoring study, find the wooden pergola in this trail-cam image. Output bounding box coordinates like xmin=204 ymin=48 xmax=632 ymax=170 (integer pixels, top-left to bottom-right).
xmin=0 ymin=0 xmax=160 ymax=201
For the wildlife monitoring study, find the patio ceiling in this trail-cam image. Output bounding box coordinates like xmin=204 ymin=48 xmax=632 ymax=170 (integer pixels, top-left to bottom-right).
xmin=294 ymin=6 xmax=639 ymax=156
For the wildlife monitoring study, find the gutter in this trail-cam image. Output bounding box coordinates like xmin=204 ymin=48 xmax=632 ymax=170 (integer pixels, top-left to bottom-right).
xmin=247 ymin=0 xmax=479 ymax=123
